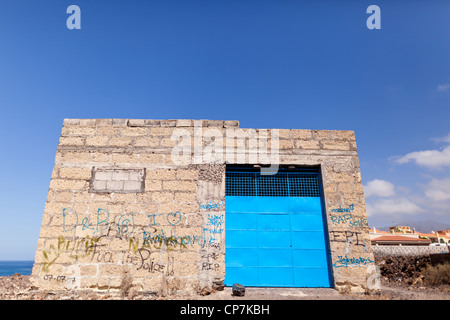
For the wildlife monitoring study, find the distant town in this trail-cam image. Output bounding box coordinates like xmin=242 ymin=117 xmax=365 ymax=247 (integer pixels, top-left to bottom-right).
xmin=370 ymin=226 xmax=450 ymax=246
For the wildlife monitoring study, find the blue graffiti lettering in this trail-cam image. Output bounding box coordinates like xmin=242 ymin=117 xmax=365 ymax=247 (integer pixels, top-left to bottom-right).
xmin=333 ymin=255 xmax=374 ymax=268
xmin=330 ymin=204 xmax=354 ymax=213
xmin=118 ymin=212 xmax=135 ymax=239
xmin=200 ymin=201 xmax=225 ymax=210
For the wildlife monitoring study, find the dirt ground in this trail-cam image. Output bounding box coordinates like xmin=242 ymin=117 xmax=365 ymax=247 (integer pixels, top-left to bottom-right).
xmin=0 ymin=274 xmax=449 ymax=300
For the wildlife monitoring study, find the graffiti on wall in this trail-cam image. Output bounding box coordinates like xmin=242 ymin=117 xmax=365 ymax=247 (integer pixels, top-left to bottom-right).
xmin=333 ymin=255 xmax=374 ymax=268
xmin=329 ymin=204 xmax=374 ymax=271
xmin=200 ymin=201 xmax=225 ymax=210
xmin=329 ymin=204 xmax=368 ymax=227
xmin=330 ymin=214 xmax=368 ymax=227
xmin=330 ymin=204 xmax=354 ymax=213
xmin=41 ymin=207 xmax=225 ymax=276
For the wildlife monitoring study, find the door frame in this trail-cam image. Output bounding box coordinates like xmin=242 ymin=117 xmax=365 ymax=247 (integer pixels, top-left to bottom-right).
xmin=223 ymin=164 xmax=335 ymax=288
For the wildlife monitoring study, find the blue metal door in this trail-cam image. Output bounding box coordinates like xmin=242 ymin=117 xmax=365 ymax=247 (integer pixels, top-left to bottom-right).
xmin=224 ymin=169 xmax=332 ymax=287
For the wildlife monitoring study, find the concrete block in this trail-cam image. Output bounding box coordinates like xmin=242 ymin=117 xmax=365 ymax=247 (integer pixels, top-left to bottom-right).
xmin=106 ymin=180 xmax=124 ymax=190
xmin=63 ymin=119 xmax=80 ymax=126
xmin=295 ymin=140 xmax=320 ymax=150
xmin=176 ymin=170 xmax=198 ymax=180
xmin=321 ymin=140 xmax=351 ymax=151
xmin=279 ymin=140 xmax=294 ymax=149
xmin=109 ymin=137 xmax=132 ymax=147
xmin=59 ymin=137 xmax=84 ymax=146
xmin=53 ymin=191 xmax=73 ymax=202
xmin=313 ymin=130 xmax=331 ymax=140
xmin=146 ymin=169 xmax=176 ymax=180
xmin=161 ymin=137 xmax=178 ymax=148
xmin=59 ymin=167 xmax=92 ymax=180
xmin=92 ymin=180 xmax=109 ymax=191
xmin=176 ymin=119 xmax=192 ymax=127
xmin=328 ymin=171 xmax=358 ymax=183
xmin=123 ymin=180 xmax=142 ymax=191
xmin=278 ymin=129 xmax=291 ymax=139
xmin=112 ymin=153 xmax=137 ymax=163
xmin=144 ymin=119 xmax=161 ymax=127
xmin=291 ymin=129 xmax=312 ymax=140
xmin=141 ymin=154 xmax=164 ymax=164
xmin=112 ymin=170 xmax=130 ymax=181
xmin=206 ymin=120 xmax=224 ymax=127
xmin=160 ymin=120 xmax=177 ymax=127
xmin=79 ymin=119 xmax=96 ymax=126
xmin=145 ymin=179 xmax=162 ymax=191
xmin=152 ymin=191 xmax=174 ymax=203
xmin=224 ymin=120 xmax=239 ymax=128
xmin=62 ymin=151 xmax=91 ymax=163
xmin=134 ymin=137 xmax=160 ymax=147
xmin=128 ymin=170 xmax=144 ymax=181
xmin=96 ymin=119 xmax=113 ymax=126
xmin=127 ymin=119 xmax=146 ymax=127
xmin=99 ymin=264 xmax=131 ymax=276
xmin=49 ymin=179 xmax=87 ymax=190
xmin=86 ymin=136 xmax=109 ymax=147
xmin=332 ymin=130 xmax=355 ymax=141
xmin=150 ymin=127 xmax=172 ymax=136
xmin=136 ymin=192 xmax=151 ymax=204
xmin=92 ymin=153 xmax=110 ymax=163
xmin=181 ymin=202 xmax=199 ymax=213
xmin=113 ymin=193 xmax=138 ymax=203
xmin=158 ymin=202 xmax=181 ymax=214
xmin=112 ymin=119 xmax=128 ymax=126
xmin=80 ymin=265 xmax=98 ymax=276
xmin=163 ymin=180 xmax=196 ymax=191
xmin=68 ymin=127 xmax=96 ymax=136
xmin=121 ymin=127 xmax=149 ymax=136
xmin=96 ymin=127 xmax=120 ymax=136
xmin=95 ymin=171 xmax=112 ymax=180
xmin=174 ymin=192 xmax=197 ymax=202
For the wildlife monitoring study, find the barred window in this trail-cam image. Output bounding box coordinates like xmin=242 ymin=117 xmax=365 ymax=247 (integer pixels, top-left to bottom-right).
xmin=226 ymin=171 xmax=321 ymax=197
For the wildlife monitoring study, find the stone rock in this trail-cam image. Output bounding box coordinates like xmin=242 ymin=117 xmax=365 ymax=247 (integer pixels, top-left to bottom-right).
xmin=212 ymin=280 xmax=225 ymax=291
xmin=232 ymin=283 xmax=245 ymax=296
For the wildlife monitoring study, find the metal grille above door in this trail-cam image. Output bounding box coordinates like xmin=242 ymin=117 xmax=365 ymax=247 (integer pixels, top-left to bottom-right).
xmin=225 ymin=171 xmax=321 ymax=197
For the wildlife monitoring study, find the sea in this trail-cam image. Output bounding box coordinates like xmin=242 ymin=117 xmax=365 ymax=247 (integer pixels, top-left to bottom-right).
xmin=0 ymin=261 xmax=34 ymax=277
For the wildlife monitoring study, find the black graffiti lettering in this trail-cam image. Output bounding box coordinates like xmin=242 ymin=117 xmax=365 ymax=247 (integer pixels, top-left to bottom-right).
xmin=330 ymin=231 xmax=364 ymax=246
xmin=201 ymin=252 xmax=220 ymax=260
xmin=137 ymin=248 xmax=166 ymax=273
xmin=201 ymin=262 xmax=220 ymax=271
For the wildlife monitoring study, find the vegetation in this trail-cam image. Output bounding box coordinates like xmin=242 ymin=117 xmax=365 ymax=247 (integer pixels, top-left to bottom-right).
xmin=422 ymin=262 xmax=450 ymax=286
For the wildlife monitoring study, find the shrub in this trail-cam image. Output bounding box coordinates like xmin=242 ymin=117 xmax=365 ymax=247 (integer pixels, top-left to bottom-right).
xmin=422 ymin=262 xmax=450 ymax=286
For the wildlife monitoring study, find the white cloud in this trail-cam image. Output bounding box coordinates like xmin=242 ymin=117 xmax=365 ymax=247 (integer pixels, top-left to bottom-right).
xmin=424 ymin=178 xmax=450 ymax=202
xmin=364 ymin=180 xmax=423 ymax=218
xmin=368 ymin=134 xmax=450 ymax=225
xmin=364 ymin=179 xmax=396 ymax=198
xmin=395 ymin=145 xmax=450 ymax=169
xmin=366 ymin=198 xmax=423 ymax=217
xmin=437 ymin=83 xmax=450 ymax=92
xmin=431 ymin=133 xmax=450 ymax=144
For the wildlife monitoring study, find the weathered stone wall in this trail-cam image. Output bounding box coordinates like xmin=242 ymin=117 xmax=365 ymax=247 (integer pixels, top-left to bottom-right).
xmin=32 ymin=119 xmax=373 ymax=294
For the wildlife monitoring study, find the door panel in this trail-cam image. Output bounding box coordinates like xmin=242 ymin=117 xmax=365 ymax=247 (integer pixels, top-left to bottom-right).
xmin=224 ymin=170 xmax=332 ymax=287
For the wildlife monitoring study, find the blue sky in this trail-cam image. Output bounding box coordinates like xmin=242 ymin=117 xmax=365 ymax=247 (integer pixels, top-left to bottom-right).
xmin=0 ymin=0 xmax=449 ymax=259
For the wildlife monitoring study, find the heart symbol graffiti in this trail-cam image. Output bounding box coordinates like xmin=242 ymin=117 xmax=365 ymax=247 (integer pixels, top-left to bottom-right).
xmin=167 ymin=211 xmax=182 ymax=226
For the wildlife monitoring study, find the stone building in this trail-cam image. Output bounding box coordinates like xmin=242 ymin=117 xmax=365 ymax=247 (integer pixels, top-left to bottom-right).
xmin=31 ymin=119 xmax=375 ymax=295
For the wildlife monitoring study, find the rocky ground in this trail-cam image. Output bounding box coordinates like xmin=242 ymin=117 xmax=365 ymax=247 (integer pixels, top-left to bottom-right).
xmin=0 ymin=274 xmax=449 ymax=300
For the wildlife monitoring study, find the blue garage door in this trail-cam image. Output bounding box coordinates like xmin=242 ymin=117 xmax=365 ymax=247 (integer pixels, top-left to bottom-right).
xmin=224 ymin=169 xmax=332 ymax=287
